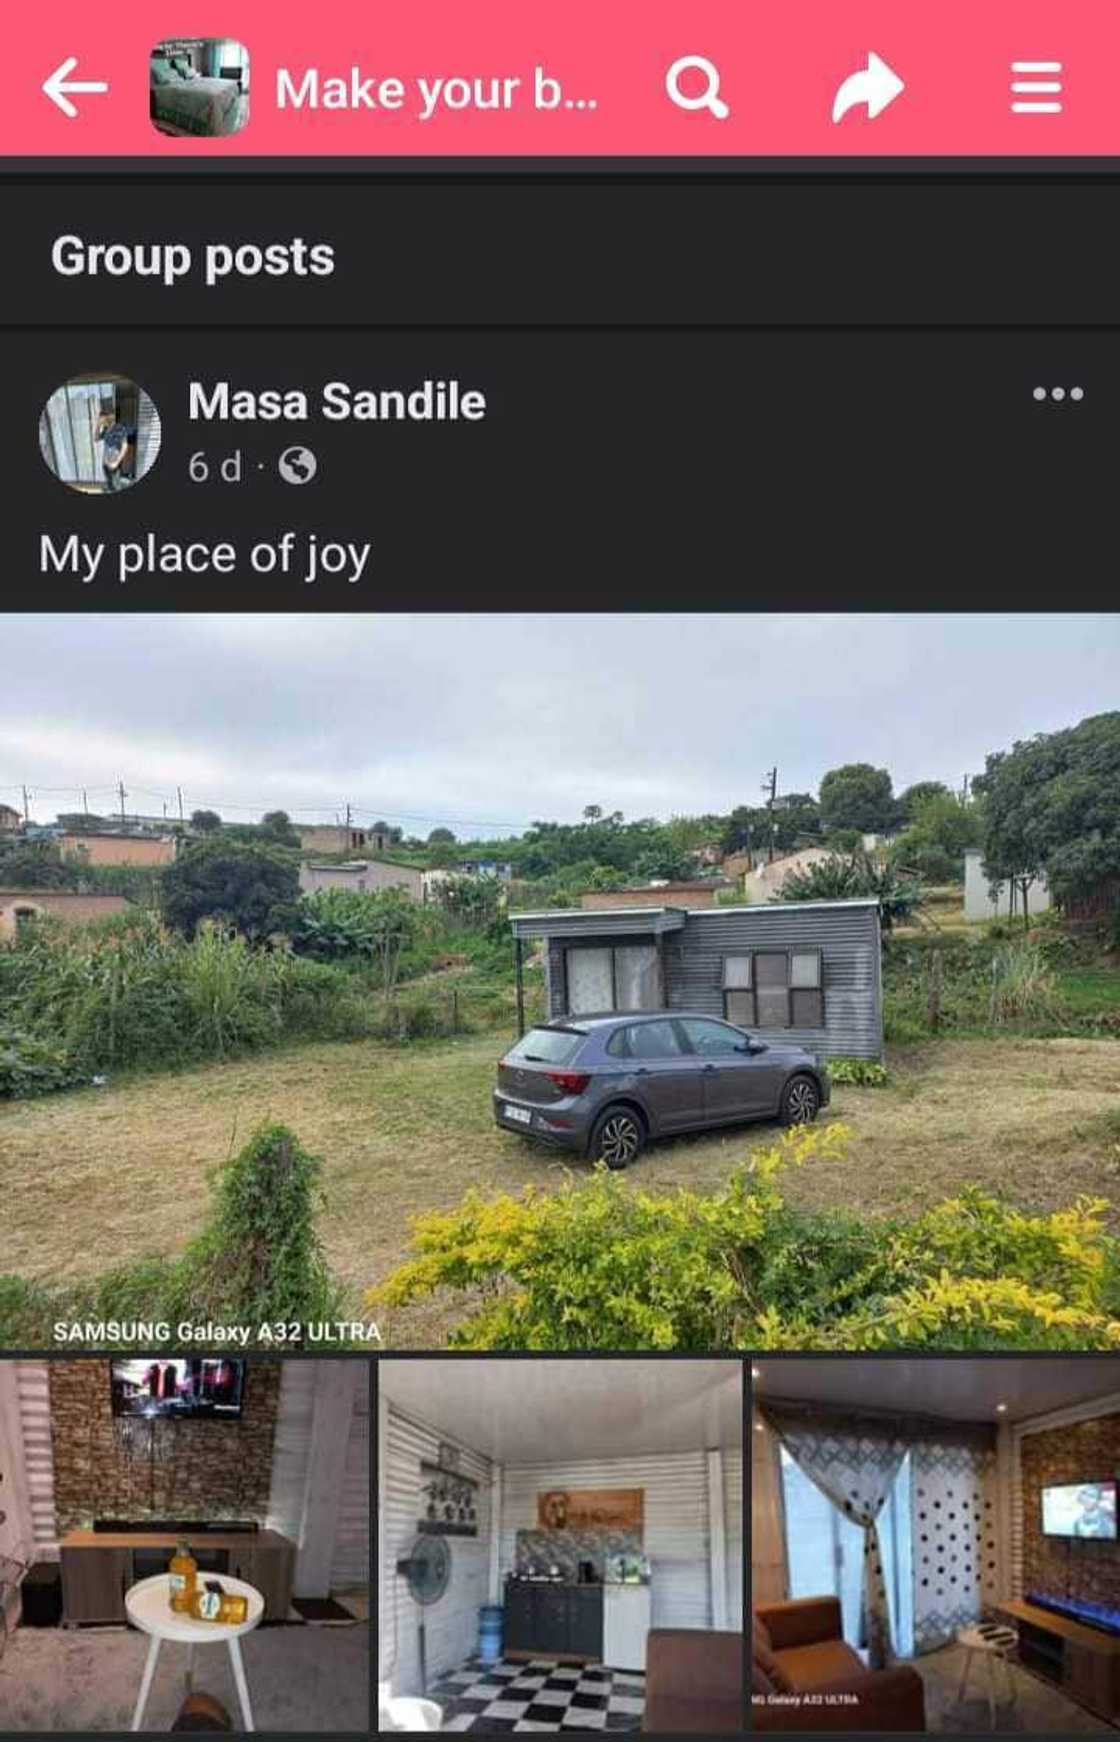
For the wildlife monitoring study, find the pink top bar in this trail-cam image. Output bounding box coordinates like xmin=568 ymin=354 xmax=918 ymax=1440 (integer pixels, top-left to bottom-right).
xmin=3 ymin=0 xmax=1112 ymax=158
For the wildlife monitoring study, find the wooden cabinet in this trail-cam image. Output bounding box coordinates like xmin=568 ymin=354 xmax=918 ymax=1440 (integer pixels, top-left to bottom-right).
xmin=59 ymin=1531 xmax=296 ymax=1627
xmin=60 ymin=1546 xmax=129 ymax=1624
xmin=998 ymin=1601 xmax=1120 ymax=1722
xmin=503 ymin=1581 xmax=603 ymax=1661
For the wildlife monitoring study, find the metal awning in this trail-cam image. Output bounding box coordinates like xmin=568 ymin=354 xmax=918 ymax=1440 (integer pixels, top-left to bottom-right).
xmin=509 ymin=905 xmax=689 ymax=940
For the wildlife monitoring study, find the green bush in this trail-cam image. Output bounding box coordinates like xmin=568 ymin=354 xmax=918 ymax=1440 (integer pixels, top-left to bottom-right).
xmin=368 ymin=1123 xmax=1120 ymax=1351
xmin=0 ymin=1028 xmax=83 ymax=1098
xmin=0 ymin=1123 xmax=357 ymax=1347
xmin=827 ymin=1057 xmax=890 ymax=1086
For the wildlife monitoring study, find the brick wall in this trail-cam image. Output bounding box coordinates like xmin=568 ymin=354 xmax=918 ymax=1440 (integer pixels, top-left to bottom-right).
xmin=1021 ymin=1414 xmax=1120 ymax=1602
xmin=0 ymin=890 xmax=129 ymax=941
xmin=48 ymin=1360 xmax=282 ymax=1534
xmin=580 ymin=885 xmax=727 ymax=910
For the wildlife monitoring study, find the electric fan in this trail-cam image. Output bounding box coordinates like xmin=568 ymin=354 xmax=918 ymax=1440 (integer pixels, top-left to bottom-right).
xmin=396 ymin=1534 xmax=451 ymax=1693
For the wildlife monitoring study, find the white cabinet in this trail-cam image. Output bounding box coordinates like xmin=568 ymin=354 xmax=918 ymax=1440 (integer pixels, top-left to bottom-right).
xmin=603 ymin=1584 xmax=651 ymax=1671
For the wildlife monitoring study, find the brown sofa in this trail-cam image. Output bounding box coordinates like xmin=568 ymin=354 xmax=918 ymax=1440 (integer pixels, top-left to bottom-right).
xmin=643 ymin=1628 xmax=744 ymax=1733
xmin=753 ymin=1597 xmax=925 ymax=1732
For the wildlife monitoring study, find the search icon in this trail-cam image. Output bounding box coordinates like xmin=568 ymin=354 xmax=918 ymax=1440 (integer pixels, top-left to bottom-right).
xmin=666 ymin=55 xmax=729 ymax=120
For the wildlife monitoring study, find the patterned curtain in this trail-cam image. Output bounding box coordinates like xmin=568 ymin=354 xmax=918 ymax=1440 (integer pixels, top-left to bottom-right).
xmin=911 ymin=1433 xmax=1000 ymax=1654
xmin=761 ymin=1404 xmax=907 ymax=1669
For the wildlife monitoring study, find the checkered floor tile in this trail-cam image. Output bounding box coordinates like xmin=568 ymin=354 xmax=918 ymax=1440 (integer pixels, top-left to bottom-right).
xmin=429 ymin=1655 xmax=645 ymax=1732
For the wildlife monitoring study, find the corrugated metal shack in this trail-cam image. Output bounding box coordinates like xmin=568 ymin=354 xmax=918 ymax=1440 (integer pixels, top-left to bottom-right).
xmin=509 ymin=898 xmax=882 ymax=1060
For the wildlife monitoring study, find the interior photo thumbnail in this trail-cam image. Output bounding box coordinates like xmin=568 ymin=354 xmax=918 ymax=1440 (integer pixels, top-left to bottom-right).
xmin=752 ymin=1356 xmax=1120 ymax=1734
xmin=150 ymin=40 xmax=250 ymax=139
xmin=379 ymin=1357 xmax=744 ymax=1733
xmin=0 ymin=1358 xmax=369 ymax=1732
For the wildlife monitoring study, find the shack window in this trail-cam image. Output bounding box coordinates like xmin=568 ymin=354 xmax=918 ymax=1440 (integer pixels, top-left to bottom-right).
xmin=722 ymin=949 xmax=823 ymax=1029
xmin=13 ymin=906 xmax=38 ymax=932
xmin=566 ymin=942 xmax=659 ymax=1014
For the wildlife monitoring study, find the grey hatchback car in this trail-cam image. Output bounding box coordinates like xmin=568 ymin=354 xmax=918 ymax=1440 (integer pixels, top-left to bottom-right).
xmin=493 ymin=1010 xmax=830 ymax=1167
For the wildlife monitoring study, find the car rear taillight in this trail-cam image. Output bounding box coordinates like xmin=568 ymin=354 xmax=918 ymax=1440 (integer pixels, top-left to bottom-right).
xmin=545 ymin=1070 xmax=591 ymax=1095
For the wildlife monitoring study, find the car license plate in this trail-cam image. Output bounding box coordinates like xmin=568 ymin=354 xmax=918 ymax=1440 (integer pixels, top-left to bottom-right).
xmin=503 ymin=1103 xmax=532 ymax=1126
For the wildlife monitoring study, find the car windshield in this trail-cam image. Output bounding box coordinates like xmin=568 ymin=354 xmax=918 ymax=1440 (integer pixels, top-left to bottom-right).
xmin=506 ymin=1027 xmax=586 ymax=1065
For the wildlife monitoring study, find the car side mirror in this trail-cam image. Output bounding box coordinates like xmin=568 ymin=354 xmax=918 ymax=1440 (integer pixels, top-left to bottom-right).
xmin=747 ymin=1040 xmax=768 ymax=1054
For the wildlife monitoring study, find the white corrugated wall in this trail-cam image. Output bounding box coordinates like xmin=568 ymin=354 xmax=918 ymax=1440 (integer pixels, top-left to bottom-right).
xmin=500 ymin=1453 xmax=711 ymax=1630
xmin=266 ymin=1360 xmax=318 ymax=1543
xmin=723 ymin=1449 xmax=744 ymax=1629
xmin=381 ymin=1408 xmax=492 ymax=1697
xmin=331 ymin=1371 xmax=370 ymax=1589
xmin=17 ymin=1362 xmax=56 ymax=1557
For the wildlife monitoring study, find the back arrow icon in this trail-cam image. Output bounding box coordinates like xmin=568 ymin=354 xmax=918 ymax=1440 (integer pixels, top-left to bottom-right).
xmin=43 ymin=57 xmax=110 ymax=119
xmin=831 ymin=52 xmax=905 ymax=124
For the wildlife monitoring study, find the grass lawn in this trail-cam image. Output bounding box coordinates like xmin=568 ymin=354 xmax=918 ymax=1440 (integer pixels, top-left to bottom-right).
xmin=3 ymin=1029 xmax=1120 ymax=1347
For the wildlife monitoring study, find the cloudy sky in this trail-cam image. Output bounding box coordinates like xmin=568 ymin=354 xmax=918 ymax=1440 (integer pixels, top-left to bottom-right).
xmin=4 ymin=614 xmax=1116 ymax=837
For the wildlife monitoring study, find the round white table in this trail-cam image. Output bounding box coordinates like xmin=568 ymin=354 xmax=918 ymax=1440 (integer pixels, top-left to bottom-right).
xmin=956 ymin=1622 xmax=1018 ymax=1728
xmin=125 ymin=1573 xmax=264 ymax=1733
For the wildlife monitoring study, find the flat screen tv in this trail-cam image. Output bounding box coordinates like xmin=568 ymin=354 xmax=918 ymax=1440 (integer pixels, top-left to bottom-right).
xmin=109 ymin=1358 xmax=246 ymax=1420
xmin=1041 ymin=1480 xmax=1118 ymax=1540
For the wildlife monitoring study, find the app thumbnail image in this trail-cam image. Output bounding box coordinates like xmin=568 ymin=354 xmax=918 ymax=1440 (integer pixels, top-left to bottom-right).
xmin=39 ymin=375 xmax=161 ymax=495
xmin=150 ymin=38 xmax=250 ymax=139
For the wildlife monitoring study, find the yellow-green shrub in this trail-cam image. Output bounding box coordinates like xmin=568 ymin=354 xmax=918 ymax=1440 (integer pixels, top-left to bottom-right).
xmin=368 ymin=1125 xmax=1120 ymax=1352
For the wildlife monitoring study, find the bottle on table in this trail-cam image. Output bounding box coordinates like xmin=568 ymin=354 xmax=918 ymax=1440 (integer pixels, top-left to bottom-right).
xmin=168 ymin=1541 xmax=199 ymax=1614
xmin=191 ymin=1583 xmax=250 ymax=1625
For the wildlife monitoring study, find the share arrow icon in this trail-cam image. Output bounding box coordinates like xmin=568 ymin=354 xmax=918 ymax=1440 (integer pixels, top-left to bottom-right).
xmin=831 ymin=52 xmax=905 ymax=124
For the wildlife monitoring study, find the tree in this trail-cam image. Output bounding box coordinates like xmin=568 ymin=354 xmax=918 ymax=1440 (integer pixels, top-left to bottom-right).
xmin=160 ymin=840 xmax=300 ymax=940
xmin=973 ymin=711 xmax=1120 ymax=922
xmin=0 ymin=838 xmax=81 ymax=889
xmin=190 ymin=809 xmax=223 ymax=835
xmin=776 ymin=851 xmax=920 ymax=930
xmin=897 ymin=781 xmax=951 ymax=823
xmin=819 ymin=764 xmax=899 ymax=835
xmin=890 ymin=790 xmax=984 ymax=884
xmin=432 ymin=874 xmax=504 ymax=931
xmin=582 ymin=804 xmax=604 ymax=822
xmin=55 ymin=812 xmax=108 ymax=833
xmin=427 ymin=826 xmax=456 ymax=845
xmin=427 ymin=841 xmax=458 ymax=869
xmin=258 ymin=809 xmax=301 ymax=849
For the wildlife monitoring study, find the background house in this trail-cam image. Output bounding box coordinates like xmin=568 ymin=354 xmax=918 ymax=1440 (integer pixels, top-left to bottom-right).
xmin=741 ymin=847 xmax=834 ymax=903
xmin=581 ymin=880 xmax=734 ymax=913
xmin=511 ymin=898 xmax=883 ymax=1059
xmin=297 ymin=823 xmax=389 ymax=856
xmin=0 ymin=889 xmax=130 ymax=941
xmin=58 ymin=831 xmax=177 ymax=868
xmin=963 ymin=849 xmax=1051 ymax=922
xmin=0 ymin=803 xmax=22 ymax=834
xmin=299 ymin=860 xmax=424 ymax=899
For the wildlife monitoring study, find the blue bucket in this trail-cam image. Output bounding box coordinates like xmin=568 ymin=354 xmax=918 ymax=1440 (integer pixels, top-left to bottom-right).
xmin=479 ymin=1604 xmax=503 ymax=1664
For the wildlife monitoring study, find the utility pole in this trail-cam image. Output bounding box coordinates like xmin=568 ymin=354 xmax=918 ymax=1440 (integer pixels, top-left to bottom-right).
xmin=81 ymin=788 xmax=89 ymax=818
xmin=761 ymin=767 xmax=778 ymax=863
xmin=118 ymin=778 xmax=127 ymax=826
xmin=961 ymin=773 xmax=970 ymax=804
xmin=22 ymin=784 xmax=30 ymax=826
xmin=177 ymin=786 xmax=184 ymax=824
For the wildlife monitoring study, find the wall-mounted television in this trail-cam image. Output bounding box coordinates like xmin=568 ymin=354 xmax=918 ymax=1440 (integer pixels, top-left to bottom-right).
xmin=109 ymin=1358 xmax=246 ymax=1420
xmin=1042 ymin=1481 xmax=1118 ymax=1540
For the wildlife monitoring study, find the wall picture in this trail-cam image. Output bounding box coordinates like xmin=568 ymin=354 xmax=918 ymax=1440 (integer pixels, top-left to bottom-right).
xmin=419 ymin=1460 xmax=479 ymax=1536
xmin=537 ymin=1488 xmax=644 ymax=1534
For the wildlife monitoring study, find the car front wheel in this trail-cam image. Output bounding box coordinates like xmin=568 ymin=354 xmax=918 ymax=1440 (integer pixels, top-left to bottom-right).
xmin=588 ymin=1107 xmax=646 ymax=1170
xmin=780 ymin=1074 xmax=820 ymax=1126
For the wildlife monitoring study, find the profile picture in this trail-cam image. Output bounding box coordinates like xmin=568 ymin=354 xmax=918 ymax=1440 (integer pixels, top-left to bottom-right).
xmin=39 ymin=375 xmax=161 ymax=495
xmin=150 ymin=38 xmax=250 ymax=138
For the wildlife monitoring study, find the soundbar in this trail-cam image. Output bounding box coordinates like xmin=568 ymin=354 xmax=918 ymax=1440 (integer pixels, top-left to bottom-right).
xmin=1026 ymin=1591 xmax=1120 ymax=1638
xmin=93 ymin=1519 xmax=259 ymax=1534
